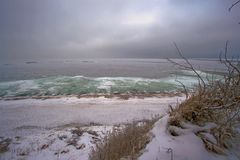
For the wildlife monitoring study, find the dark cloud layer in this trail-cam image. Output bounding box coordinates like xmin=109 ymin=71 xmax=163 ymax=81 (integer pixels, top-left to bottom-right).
xmin=0 ymin=0 xmax=240 ymax=60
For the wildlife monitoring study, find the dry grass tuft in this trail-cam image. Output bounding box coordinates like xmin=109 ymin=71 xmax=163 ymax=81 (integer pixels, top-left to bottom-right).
xmin=89 ymin=117 xmax=159 ymax=160
xmin=0 ymin=138 xmax=11 ymax=153
xmin=71 ymin=127 xmax=84 ymax=136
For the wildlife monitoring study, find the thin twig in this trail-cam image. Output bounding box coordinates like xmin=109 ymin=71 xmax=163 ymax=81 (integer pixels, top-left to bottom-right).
xmin=229 ymin=0 xmax=240 ymax=12
xmin=168 ymin=42 xmax=206 ymax=92
xmin=175 ymin=77 xmax=189 ymax=99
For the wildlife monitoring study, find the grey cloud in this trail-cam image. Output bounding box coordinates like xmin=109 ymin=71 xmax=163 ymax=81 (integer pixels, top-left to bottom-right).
xmin=0 ymin=0 xmax=239 ymax=60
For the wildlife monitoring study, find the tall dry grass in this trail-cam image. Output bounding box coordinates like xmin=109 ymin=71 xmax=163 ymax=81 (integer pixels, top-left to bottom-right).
xmin=89 ymin=118 xmax=159 ymax=160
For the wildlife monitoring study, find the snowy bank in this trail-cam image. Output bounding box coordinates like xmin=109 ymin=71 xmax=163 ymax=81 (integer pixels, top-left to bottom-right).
xmin=0 ymin=96 xmax=183 ymax=160
xmin=139 ymin=116 xmax=239 ymax=160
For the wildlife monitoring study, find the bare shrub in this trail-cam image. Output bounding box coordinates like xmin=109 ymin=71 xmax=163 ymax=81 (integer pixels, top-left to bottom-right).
xmin=89 ymin=117 xmax=159 ymax=160
xmin=168 ymin=42 xmax=240 ymax=153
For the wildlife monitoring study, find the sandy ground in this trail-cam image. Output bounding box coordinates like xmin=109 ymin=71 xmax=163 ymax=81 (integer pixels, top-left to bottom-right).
xmin=0 ymin=96 xmax=183 ymax=137
xmin=0 ymin=96 xmax=184 ymax=160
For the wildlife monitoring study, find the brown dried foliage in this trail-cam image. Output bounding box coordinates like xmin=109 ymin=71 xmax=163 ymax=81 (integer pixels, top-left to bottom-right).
xmin=168 ymin=42 xmax=240 ymax=153
xmin=89 ymin=118 xmax=159 ymax=160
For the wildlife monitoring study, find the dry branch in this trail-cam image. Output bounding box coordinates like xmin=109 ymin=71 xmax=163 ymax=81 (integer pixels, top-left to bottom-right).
xmin=229 ymin=0 xmax=240 ymax=12
xmin=168 ymin=42 xmax=206 ymax=93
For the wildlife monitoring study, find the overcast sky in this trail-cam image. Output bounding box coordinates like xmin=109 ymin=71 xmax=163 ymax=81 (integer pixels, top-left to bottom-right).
xmin=0 ymin=0 xmax=240 ymax=60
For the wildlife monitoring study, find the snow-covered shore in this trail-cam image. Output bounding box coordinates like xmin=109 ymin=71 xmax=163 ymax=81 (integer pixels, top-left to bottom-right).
xmin=0 ymin=96 xmax=183 ymax=137
xmin=1 ymin=96 xmax=238 ymax=160
xmin=0 ymin=96 xmax=183 ymax=160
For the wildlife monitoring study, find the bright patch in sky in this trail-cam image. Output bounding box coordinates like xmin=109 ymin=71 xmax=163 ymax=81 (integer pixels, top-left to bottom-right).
xmin=122 ymin=13 xmax=156 ymax=26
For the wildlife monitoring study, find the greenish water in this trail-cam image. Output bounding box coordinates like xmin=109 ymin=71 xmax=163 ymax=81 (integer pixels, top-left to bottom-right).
xmin=0 ymin=70 xmax=221 ymax=98
xmin=0 ymin=59 xmax=224 ymax=98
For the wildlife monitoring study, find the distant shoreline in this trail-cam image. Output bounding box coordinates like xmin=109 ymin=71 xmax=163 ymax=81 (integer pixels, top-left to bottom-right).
xmin=0 ymin=92 xmax=183 ymax=101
